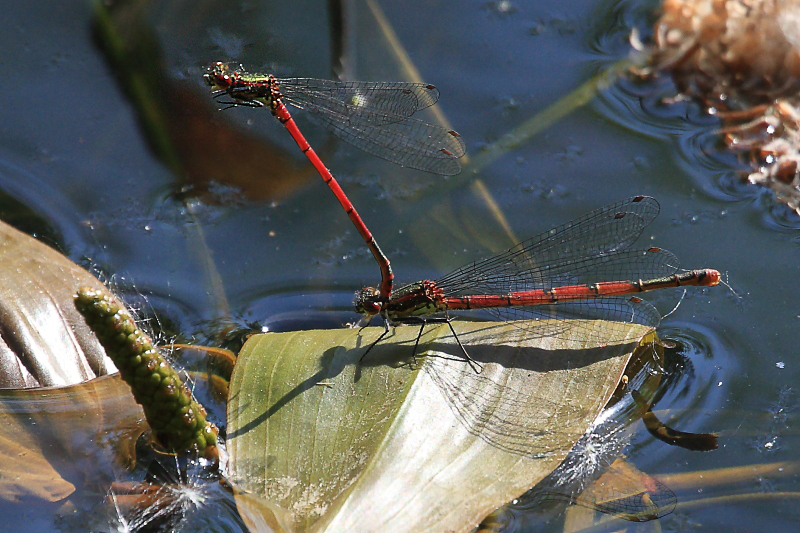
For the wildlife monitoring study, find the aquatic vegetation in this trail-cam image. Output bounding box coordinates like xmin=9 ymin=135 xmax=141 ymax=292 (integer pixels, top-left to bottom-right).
xmin=74 ymin=287 xmax=219 ymax=457
xmin=633 ymin=0 xmax=800 ymax=212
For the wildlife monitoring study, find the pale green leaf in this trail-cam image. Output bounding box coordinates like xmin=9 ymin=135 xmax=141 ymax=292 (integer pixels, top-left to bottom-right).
xmin=227 ymin=319 xmax=652 ymax=533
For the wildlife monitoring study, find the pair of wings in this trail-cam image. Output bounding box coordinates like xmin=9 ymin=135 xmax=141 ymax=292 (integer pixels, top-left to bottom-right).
xmin=216 ymin=72 xmax=466 ymax=175
xmin=401 ymin=196 xmax=676 ymax=342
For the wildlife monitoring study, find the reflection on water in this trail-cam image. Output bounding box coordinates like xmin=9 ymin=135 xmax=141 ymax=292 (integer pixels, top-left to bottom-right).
xmin=0 ymin=374 xmax=244 ymax=532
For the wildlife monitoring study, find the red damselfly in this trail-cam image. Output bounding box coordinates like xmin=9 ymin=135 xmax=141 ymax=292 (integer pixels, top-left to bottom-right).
xmin=354 ymin=196 xmax=720 ymax=371
xmin=204 ymin=62 xmax=466 ymax=304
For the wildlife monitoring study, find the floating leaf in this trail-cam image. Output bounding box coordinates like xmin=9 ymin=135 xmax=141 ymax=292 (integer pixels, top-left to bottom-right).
xmin=227 ymin=319 xmax=651 ymax=532
xmin=560 ymin=457 xmax=677 ymax=528
xmin=0 ymin=431 xmax=75 ymax=503
xmin=0 ymin=375 xmax=145 ymax=508
xmin=0 ymin=220 xmax=116 ymax=388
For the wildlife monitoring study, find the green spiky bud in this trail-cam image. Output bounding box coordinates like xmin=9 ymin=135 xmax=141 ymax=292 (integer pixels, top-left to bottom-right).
xmin=74 ymin=287 xmax=219 ymax=456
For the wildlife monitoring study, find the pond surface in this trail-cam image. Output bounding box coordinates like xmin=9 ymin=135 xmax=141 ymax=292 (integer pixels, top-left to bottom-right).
xmin=1 ymin=0 xmax=798 ymax=531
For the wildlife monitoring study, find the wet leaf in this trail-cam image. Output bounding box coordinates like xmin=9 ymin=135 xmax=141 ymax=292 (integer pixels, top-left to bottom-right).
xmin=0 ymin=432 xmax=75 ymax=502
xmin=563 ymin=457 xmax=677 ymax=525
xmin=227 ymin=319 xmax=651 ymax=532
xmin=0 ymin=221 xmax=116 ymax=388
xmin=0 ymin=375 xmax=145 ymax=506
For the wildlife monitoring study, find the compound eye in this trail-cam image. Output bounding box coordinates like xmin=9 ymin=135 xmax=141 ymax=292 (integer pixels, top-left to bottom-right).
xmin=362 ymin=300 xmax=381 ymax=315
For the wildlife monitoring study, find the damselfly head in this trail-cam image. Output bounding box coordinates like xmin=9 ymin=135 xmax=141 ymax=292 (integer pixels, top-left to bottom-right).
xmin=204 ymin=62 xmax=236 ymax=90
xmin=353 ymin=287 xmax=382 ymax=316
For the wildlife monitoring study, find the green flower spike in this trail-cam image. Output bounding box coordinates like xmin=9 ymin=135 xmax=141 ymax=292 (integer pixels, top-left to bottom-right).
xmin=74 ymin=286 xmax=219 ymax=458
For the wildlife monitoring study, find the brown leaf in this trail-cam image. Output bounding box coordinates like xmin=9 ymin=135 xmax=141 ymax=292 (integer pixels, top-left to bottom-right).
xmin=0 ymin=375 xmax=146 ymax=504
xmin=0 ymin=221 xmax=116 ymax=388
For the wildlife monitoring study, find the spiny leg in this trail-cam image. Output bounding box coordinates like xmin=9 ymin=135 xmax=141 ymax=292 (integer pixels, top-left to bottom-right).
xmin=211 ymin=90 xmax=264 ymax=109
xmin=444 ymin=317 xmax=483 ymax=374
xmin=410 ymin=321 xmax=427 ymax=367
xmin=358 ymin=313 xmax=389 ymax=364
xmin=357 ymin=312 xmax=375 ymax=334
xmin=403 ymin=315 xmax=482 ymax=374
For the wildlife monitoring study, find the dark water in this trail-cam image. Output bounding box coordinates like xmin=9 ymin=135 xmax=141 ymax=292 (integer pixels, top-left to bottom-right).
xmin=1 ymin=0 xmax=798 ymax=531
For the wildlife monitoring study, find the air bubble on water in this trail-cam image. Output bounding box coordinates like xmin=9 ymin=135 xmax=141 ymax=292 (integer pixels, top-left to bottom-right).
xmin=485 ymin=1 xmax=517 ymax=16
xmin=749 ymin=386 xmax=798 ymax=454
